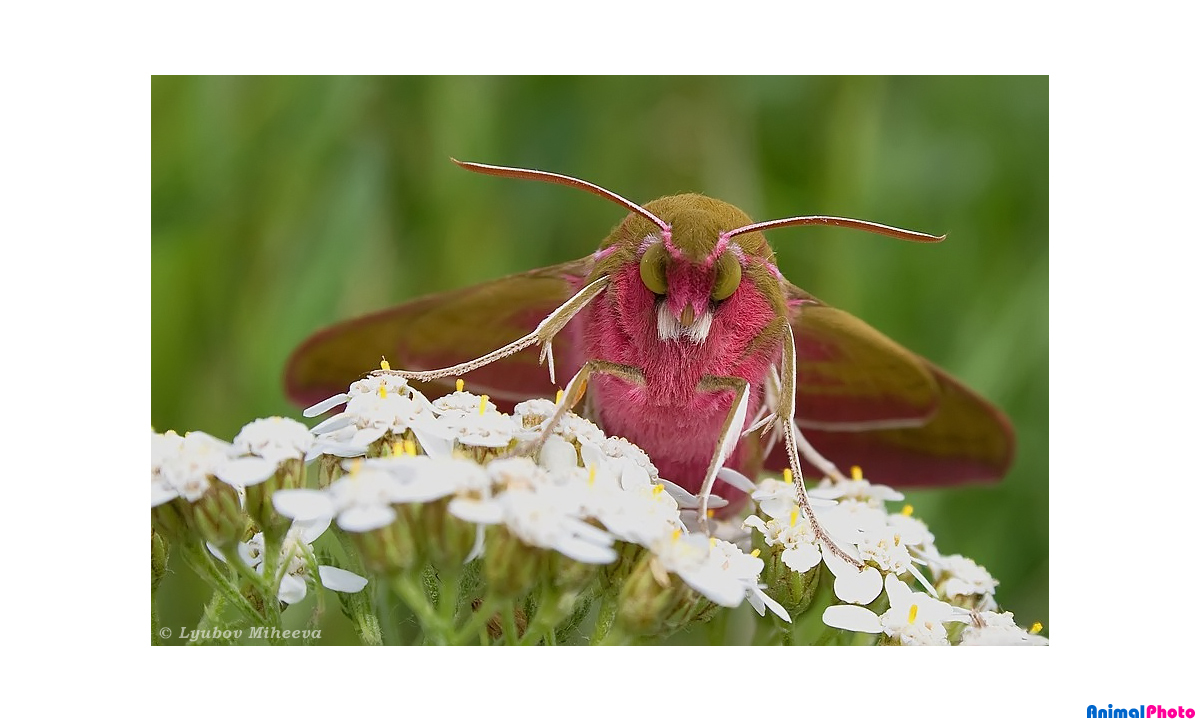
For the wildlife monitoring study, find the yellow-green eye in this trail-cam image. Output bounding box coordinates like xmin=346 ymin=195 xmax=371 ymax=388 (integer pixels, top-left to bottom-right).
xmin=711 ymin=252 xmax=742 ymax=301
xmin=639 ymin=242 xmax=669 ymax=295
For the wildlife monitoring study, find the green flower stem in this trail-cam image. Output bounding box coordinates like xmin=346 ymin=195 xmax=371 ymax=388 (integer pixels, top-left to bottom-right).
xmin=453 ymin=597 xmax=503 ymax=645
xmin=391 ymin=572 xmax=453 ymax=645
xmin=518 ymin=587 xmax=569 ymax=646
xmin=180 ymin=542 xmax=267 ymax=626
xmin=331 ymin=529 xmax=384 ymax=645
xmin=219 ymin=541 xmax=284 ymax=637
xmin=151 ymin=590 xmax=161 ymax=646
xmin=706 ymin=607 xmax=730 ymax=644
xmin=500 ymin=604 xmax=521 ymax=644
xmin=186 ymin=592 xmax=227 ymax=646
xmin=590 ymin=591 xmax=619 ymax=645
xmin=438 ymin=568 xmax=462 ymax=631
xmin=596 ymin=623 xmax=632 ymax=646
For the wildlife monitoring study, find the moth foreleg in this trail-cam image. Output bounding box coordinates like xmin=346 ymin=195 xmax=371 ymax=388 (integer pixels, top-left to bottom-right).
xmin=522 ymin=358 xmax=645 ymax=457
xmin=777 ymin=323 xmax=862 ymax=568
xmin=694 ymin=375 xmax=752 ymax=535
xmin=373 ymin=276 xmax=609 ymax=384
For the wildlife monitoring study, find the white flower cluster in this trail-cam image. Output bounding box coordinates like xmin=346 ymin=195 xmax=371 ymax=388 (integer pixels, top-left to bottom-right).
xmin=208 ymin=518 xmax=368 ymax=604
xmin=152 ymin=418 xmax=371 ymax=604
xmin=152 ymin=376 xmax=1045 ymax=645
xmin=151 ymin=430 xmax=275 ymax=507
xmin=743 ymin=470 xmax=1045 ymax=645
xmin=274 ymin=378 xmax=789 ymax=621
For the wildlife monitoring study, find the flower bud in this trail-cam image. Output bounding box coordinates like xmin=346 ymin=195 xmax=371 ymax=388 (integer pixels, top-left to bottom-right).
xmin=151 ymin=497 xmax=195 ymax=542
xmin=193 ymin=481 xmax=246 ymax=548
xmin=151 ymin=529 xmax=169 ymax=592
xmin=419 ymin=498 xmax=478 ymax=568
xmin=757 ymin=540 xmax=821 ymax=615
xmin=350 ymin=514 xmax=421 ymax=575
xmin=244 ymin=457 xmax=307 ymax=540
xmin=615 ymin=553 xmax=687 ymax=637
xmin=484 ymin=528 xmax=542 ymax=599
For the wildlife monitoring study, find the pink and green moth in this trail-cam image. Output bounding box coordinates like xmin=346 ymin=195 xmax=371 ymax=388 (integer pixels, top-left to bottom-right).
xmin=286 ymin=160 xmax=1015 ymax=565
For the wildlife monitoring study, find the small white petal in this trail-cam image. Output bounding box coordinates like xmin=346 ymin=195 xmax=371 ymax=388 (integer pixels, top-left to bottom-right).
xmin=540 ymin=435 xmax=580 ymax=473
xmin=151 ymin=481 xmax=179 ymax=507
xmin=318 ymin=565 xmax=369 ymax=593
xmin=296 ymin=516 xmax=333 ymax=544
xmin=833 ymin=563 xmax=883 ymax=604
xmin=563 ymin=517 xmax=616 ymax=546
xmin=781 ymin=545 xmax=822 ymax=574
xmin=206 ymin=543 xmax=227 ymax=562
xmin=304 ymin=393 xmax=351 ymax=417
xmin=349 ymin=426 xmax=388 ymax=447
xmin=677 ymin=568 xmax=744 ymax=607
xmin=337 ymin=505 xmax=396 ymax=533
xmin=448 ymin=497 xmax=504 ymax=525
xmin=411 ymin=424 xmax=454 ymax=458
xmin=278 ymin=574 xmax=308 ymax=605
xmin=217 ymin=457 xmax=276 ymax=487
xmin=717 ymin=466 xmax=757 ymax=493
xmin=884 ymin=571 xmax=911 ymax=607
xmin=553 ymin=536 xmax=618 ymax=565
xmin=272 ymin=489 xmax=336 ymax=522
xmin=310 ymin=413 xmax=354 ymax=435
xmin=823 ymin=605 xmax=883 ymax=633
xmin=465 ymin=524 xmax=486 ymax=563
xmin=577 ymin=438 xmax=607 ymax=469
xmin=752 ymin=587 xmax=791 ymax=623
xmin=311 ymin=441 xmax=367 ymax=458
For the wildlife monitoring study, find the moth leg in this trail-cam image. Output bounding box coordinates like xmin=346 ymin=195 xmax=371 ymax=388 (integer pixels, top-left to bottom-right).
xmin=373 ymin=276 xmax=609 ymax=384
xmin=773 ymin=322 xmax=863 ymax=568
xmin=693 ymin=375 xmax=751 ymax=535
xmin=522 ymin=358 xmax=645 ymax=457
xmin=745 ymin=364 xmax=784 ymax=458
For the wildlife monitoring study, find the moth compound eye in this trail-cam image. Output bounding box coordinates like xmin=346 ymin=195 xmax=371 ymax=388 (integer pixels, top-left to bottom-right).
xmin=711 ymin=251 xmax=741 ymax=301
xmin=639 ymin=242 xmax=669 ymax=295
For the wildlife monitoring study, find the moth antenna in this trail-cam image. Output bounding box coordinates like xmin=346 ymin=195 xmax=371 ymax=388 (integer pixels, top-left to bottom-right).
xmin=451 ymin=158 xmax=671 ymax=234
xmin=722 ymin=216 xmax=945 ymax=244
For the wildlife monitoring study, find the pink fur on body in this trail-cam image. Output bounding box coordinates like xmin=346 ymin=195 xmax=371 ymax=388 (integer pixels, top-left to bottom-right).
xmin=574 ymin=262 xmax=780 ymax=514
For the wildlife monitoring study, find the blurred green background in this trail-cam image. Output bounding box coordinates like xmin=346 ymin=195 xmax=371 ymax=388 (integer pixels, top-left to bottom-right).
xmin=151 ymin=76 xmax=1048 ymax=642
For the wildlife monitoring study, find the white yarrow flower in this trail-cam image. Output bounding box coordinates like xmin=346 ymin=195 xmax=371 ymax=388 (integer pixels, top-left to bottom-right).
xmin=929 ymin=552 xmax=1000 ymax=600
xmin=649 ymin=532 xmax=745 ymax=608
xmin=210 ymin=517 xmax=367 ymax=604
xmin=152 ymin=430 xmax=272 ymax=506
xmin=233 ymin=416 xmax=314 ymax=467
xmin=959 ymin=611 xmax=1048 ymax=646
xmin=743 ymin=510 xmax=822 ymax=575
xmin=709 ymin=539 xmax=790 ymax=622
xmin=274 ymin=466 xmax=408 ymax=532
xmin=823 ymin=573 xmax=968 ymax=645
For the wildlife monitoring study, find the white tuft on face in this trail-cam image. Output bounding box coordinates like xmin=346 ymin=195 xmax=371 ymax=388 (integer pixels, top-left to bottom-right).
xmin=657 ymin=302 xmax=713 ymax=344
